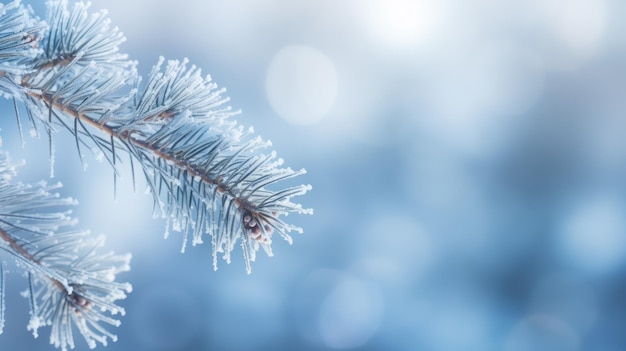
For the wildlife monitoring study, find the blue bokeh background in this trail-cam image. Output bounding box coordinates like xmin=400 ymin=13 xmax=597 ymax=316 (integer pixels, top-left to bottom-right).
xmin=2 ymin=0 xmax=626 ymax=350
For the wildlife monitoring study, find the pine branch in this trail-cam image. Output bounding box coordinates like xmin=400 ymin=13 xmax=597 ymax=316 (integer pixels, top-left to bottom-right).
xmin=0 ymin=0 xmax=312 ymax=274
xmin=0 ymin=0 xmax=311 ymax=348
xmin=0 ymin=152 xmax=131 ymax=351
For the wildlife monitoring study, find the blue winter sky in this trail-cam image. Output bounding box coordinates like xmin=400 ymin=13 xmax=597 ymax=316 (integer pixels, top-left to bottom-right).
xmin=2 ymin=0 xmax=626 ymax=350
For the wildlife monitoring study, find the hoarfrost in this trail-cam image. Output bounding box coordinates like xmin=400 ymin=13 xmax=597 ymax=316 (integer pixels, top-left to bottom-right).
xmin=92 ymin=147 xmax=104 ymax=162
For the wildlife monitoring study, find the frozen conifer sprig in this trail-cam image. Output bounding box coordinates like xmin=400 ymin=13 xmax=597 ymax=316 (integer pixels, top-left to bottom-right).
xmin=0 ymin=152 xmax=131 ymax=351
xmin=0 ymin=0 xmax=312 ymax=274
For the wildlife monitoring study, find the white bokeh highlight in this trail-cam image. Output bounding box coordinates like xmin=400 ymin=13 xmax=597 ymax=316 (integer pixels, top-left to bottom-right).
xmin=532 ymin=0 xmax=609 ymax=68
xmin=423 ymin=41 xmax=543 ymax=158
xmin=361 ymin=0 xmax=446 ymax=48
xmin=557 ymin=195 xmax=626 ymax=274
xmin=266 ymin=45 xmax=338 ymax=125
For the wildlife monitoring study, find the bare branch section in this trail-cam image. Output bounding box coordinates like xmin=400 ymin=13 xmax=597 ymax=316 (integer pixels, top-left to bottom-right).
xmin=0 ymin=0 xmax=312 ymax=274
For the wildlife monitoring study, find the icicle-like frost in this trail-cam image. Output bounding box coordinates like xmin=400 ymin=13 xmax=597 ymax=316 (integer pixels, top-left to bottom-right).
xmin=48 ymin=130 xmax=54 ymax=178
xmin=0 ymin=263 xmax=5 ymax=335
xmin=91 ymin=147 xmax=104 ymax=162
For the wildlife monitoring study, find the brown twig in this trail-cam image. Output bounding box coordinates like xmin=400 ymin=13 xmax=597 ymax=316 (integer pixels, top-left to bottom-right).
xmin=25 ymin=91 xmax=257 ymax=213
xmin=0 ymin=226 xmax=66 ymax=291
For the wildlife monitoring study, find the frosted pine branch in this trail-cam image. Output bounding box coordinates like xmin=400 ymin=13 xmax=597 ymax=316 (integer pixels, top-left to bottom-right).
xmin=0 ymin=0 xmax=312 ymax=275
xmin=0 ymin=152 xmax=131 ymax=351
xmin=0 ymin=0 xmax=310 ymax=348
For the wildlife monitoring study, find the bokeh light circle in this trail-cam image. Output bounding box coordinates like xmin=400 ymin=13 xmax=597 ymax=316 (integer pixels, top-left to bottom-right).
xmin=292 ymin=270 xmax=384 ymax=349
xmin=423 ymin=41 xmax=543 ymax=158
xmin=361 ymin=0 xmax=445 ymax=48
xmin=532 ymin=0 xmax=608 ymax=68
xmin=557 ymin=195 xmax=626 ymax=274
xmin=529 ymin=274 xmax=599 ymax=335
xmin=353 ymin=213 xmax=436 ymax=285
xmin=504 ymin=314 xmax=579 ymax=351
xmin=318 ymin=277 xmax=384 ymax=349
xmin=266 ymin=45 xmax=338 ymax=125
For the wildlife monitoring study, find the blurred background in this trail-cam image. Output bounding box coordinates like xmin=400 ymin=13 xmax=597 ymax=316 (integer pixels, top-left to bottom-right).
xmin=2 ymin=0 xmax=626 ymax=350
